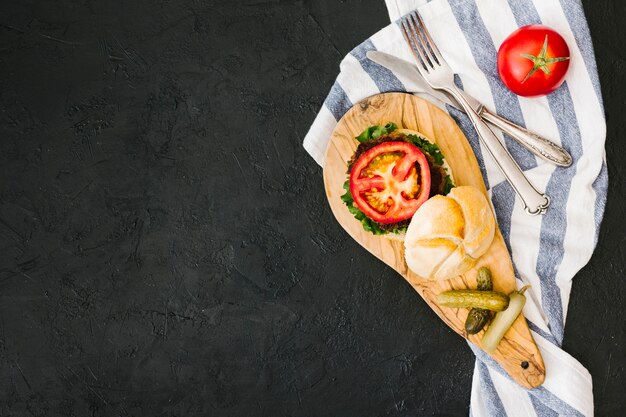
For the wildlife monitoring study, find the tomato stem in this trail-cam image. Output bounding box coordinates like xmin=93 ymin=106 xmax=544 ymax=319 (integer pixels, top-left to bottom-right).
xmin=520 ymin=35 xmax=570 ymax=84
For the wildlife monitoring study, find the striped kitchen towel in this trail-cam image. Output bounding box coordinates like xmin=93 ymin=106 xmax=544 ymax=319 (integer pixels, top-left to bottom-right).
xmin=303 ymin=0 xmax=607 ymax=415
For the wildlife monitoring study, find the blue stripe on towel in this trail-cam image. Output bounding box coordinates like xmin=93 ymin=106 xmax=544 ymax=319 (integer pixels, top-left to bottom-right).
xmin=477 ymin=362 xmax=508 ymax=417
xmin=529 ymin=392 xmax=560 ymax=417
xmin=528 ymin=320 xmax=560 ymax=346
xmin=490 ymin=181 xmax=515 ymax=249
xmin=536 ymin=84 xmax=582 ymax=345
xmin=506 ymin=0 xmax=540 ymax=26
xmin=323 ymin=82 xmax=353 ymax=121
xmin=531 ymin=386 xmax=585 ymax=417
xmin=350 ymin=40 xmax=406 ymax=93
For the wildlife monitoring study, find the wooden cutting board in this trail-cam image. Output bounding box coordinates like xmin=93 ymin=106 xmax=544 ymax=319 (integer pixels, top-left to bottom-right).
xmin=322 ymin=93 xmax=545 ymax=388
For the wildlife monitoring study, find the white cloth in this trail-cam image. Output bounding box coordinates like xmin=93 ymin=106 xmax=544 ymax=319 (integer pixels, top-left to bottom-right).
xmin=303 ymin=0 xmax=607 ymax=415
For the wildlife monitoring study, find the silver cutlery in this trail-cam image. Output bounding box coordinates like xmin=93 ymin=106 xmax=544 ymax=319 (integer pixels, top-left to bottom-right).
xmin=366 ymin=50 xmax=572 ymax=168
xmin=400 ymin=11 xmax=550 ymax=215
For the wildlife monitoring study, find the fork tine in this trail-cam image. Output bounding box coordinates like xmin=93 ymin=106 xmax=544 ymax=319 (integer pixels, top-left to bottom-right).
xmin=400 ymin=18 xmax=421 ymax=67
xmin=414 ymin=12 xmax=445 ymax=65
xmin=400 ymin=16 xmax=430 ymax=72
xmin=407 ymin=13 xmax=436 ymax=68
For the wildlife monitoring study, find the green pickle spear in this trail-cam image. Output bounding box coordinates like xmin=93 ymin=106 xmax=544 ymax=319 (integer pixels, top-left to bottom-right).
xmin=481 ymin=285 xmax=531 ymax=353
xmin=436 ymin=290 xmax=509 ymax=312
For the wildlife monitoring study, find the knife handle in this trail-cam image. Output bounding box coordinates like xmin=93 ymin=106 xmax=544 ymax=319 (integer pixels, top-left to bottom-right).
xmin=479 ymin=108 xmax=573 ymax=167
xmin=447 ymin=86 xmax=550 ymax=215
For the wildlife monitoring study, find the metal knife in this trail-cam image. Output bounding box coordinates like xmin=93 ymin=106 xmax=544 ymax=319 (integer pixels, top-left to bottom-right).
xmin=366 ymin=51 xmax=572 ymax=167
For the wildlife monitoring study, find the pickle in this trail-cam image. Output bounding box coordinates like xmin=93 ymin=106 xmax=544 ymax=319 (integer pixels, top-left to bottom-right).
xmin=465 ymin=267 xmax=493 ymax=334
xmin=436 ymin=290 xmax=509 ymax=311
xmin=475 ymin=267 xmax=493 ymax=291
xmin=465 ymin=308 xmax=492 ymax=334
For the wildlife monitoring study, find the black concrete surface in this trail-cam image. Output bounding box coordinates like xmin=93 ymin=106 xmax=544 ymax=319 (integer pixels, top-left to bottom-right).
xmin=0 ymin=0 xmax=623 ymax=416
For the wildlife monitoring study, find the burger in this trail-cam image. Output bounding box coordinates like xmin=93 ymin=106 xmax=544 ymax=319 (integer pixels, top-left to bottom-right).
xmin=341 ymin=122 xmax=455 ymax=239
xmin=341 ymin=122 xmax=496 ymax=281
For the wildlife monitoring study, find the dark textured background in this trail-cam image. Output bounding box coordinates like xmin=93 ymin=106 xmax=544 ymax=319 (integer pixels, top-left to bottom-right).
xmin=0 ymin=0 xmax=623 ymax=416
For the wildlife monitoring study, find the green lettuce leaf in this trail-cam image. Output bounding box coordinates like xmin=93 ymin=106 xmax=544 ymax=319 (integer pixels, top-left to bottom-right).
xmin=355 ymin=122 xmax=398 ymax=143
xmin=405 ymin=134 xmax=445 ymax=165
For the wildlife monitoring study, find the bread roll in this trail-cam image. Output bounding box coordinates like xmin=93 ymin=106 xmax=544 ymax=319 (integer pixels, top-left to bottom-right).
xmin=404 ymin=186 xmax=495 ymax=280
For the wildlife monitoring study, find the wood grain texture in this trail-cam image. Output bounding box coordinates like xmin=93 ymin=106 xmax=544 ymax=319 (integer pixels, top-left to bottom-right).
xmin=322 ymin=93 xmax=545 ymax=388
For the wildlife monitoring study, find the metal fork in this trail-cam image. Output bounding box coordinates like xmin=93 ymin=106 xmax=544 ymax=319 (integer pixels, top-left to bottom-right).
xmin=400 ymin=12 xmax=550 ymax=215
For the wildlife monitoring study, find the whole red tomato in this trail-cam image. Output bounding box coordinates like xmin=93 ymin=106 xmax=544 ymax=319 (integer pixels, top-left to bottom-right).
xmin=497 ymin=25 xmax=571 ymax=97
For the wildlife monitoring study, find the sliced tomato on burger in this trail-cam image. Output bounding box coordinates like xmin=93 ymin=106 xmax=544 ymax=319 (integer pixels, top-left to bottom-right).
xmin=349 ymin=141 xmax=431 ymax=224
